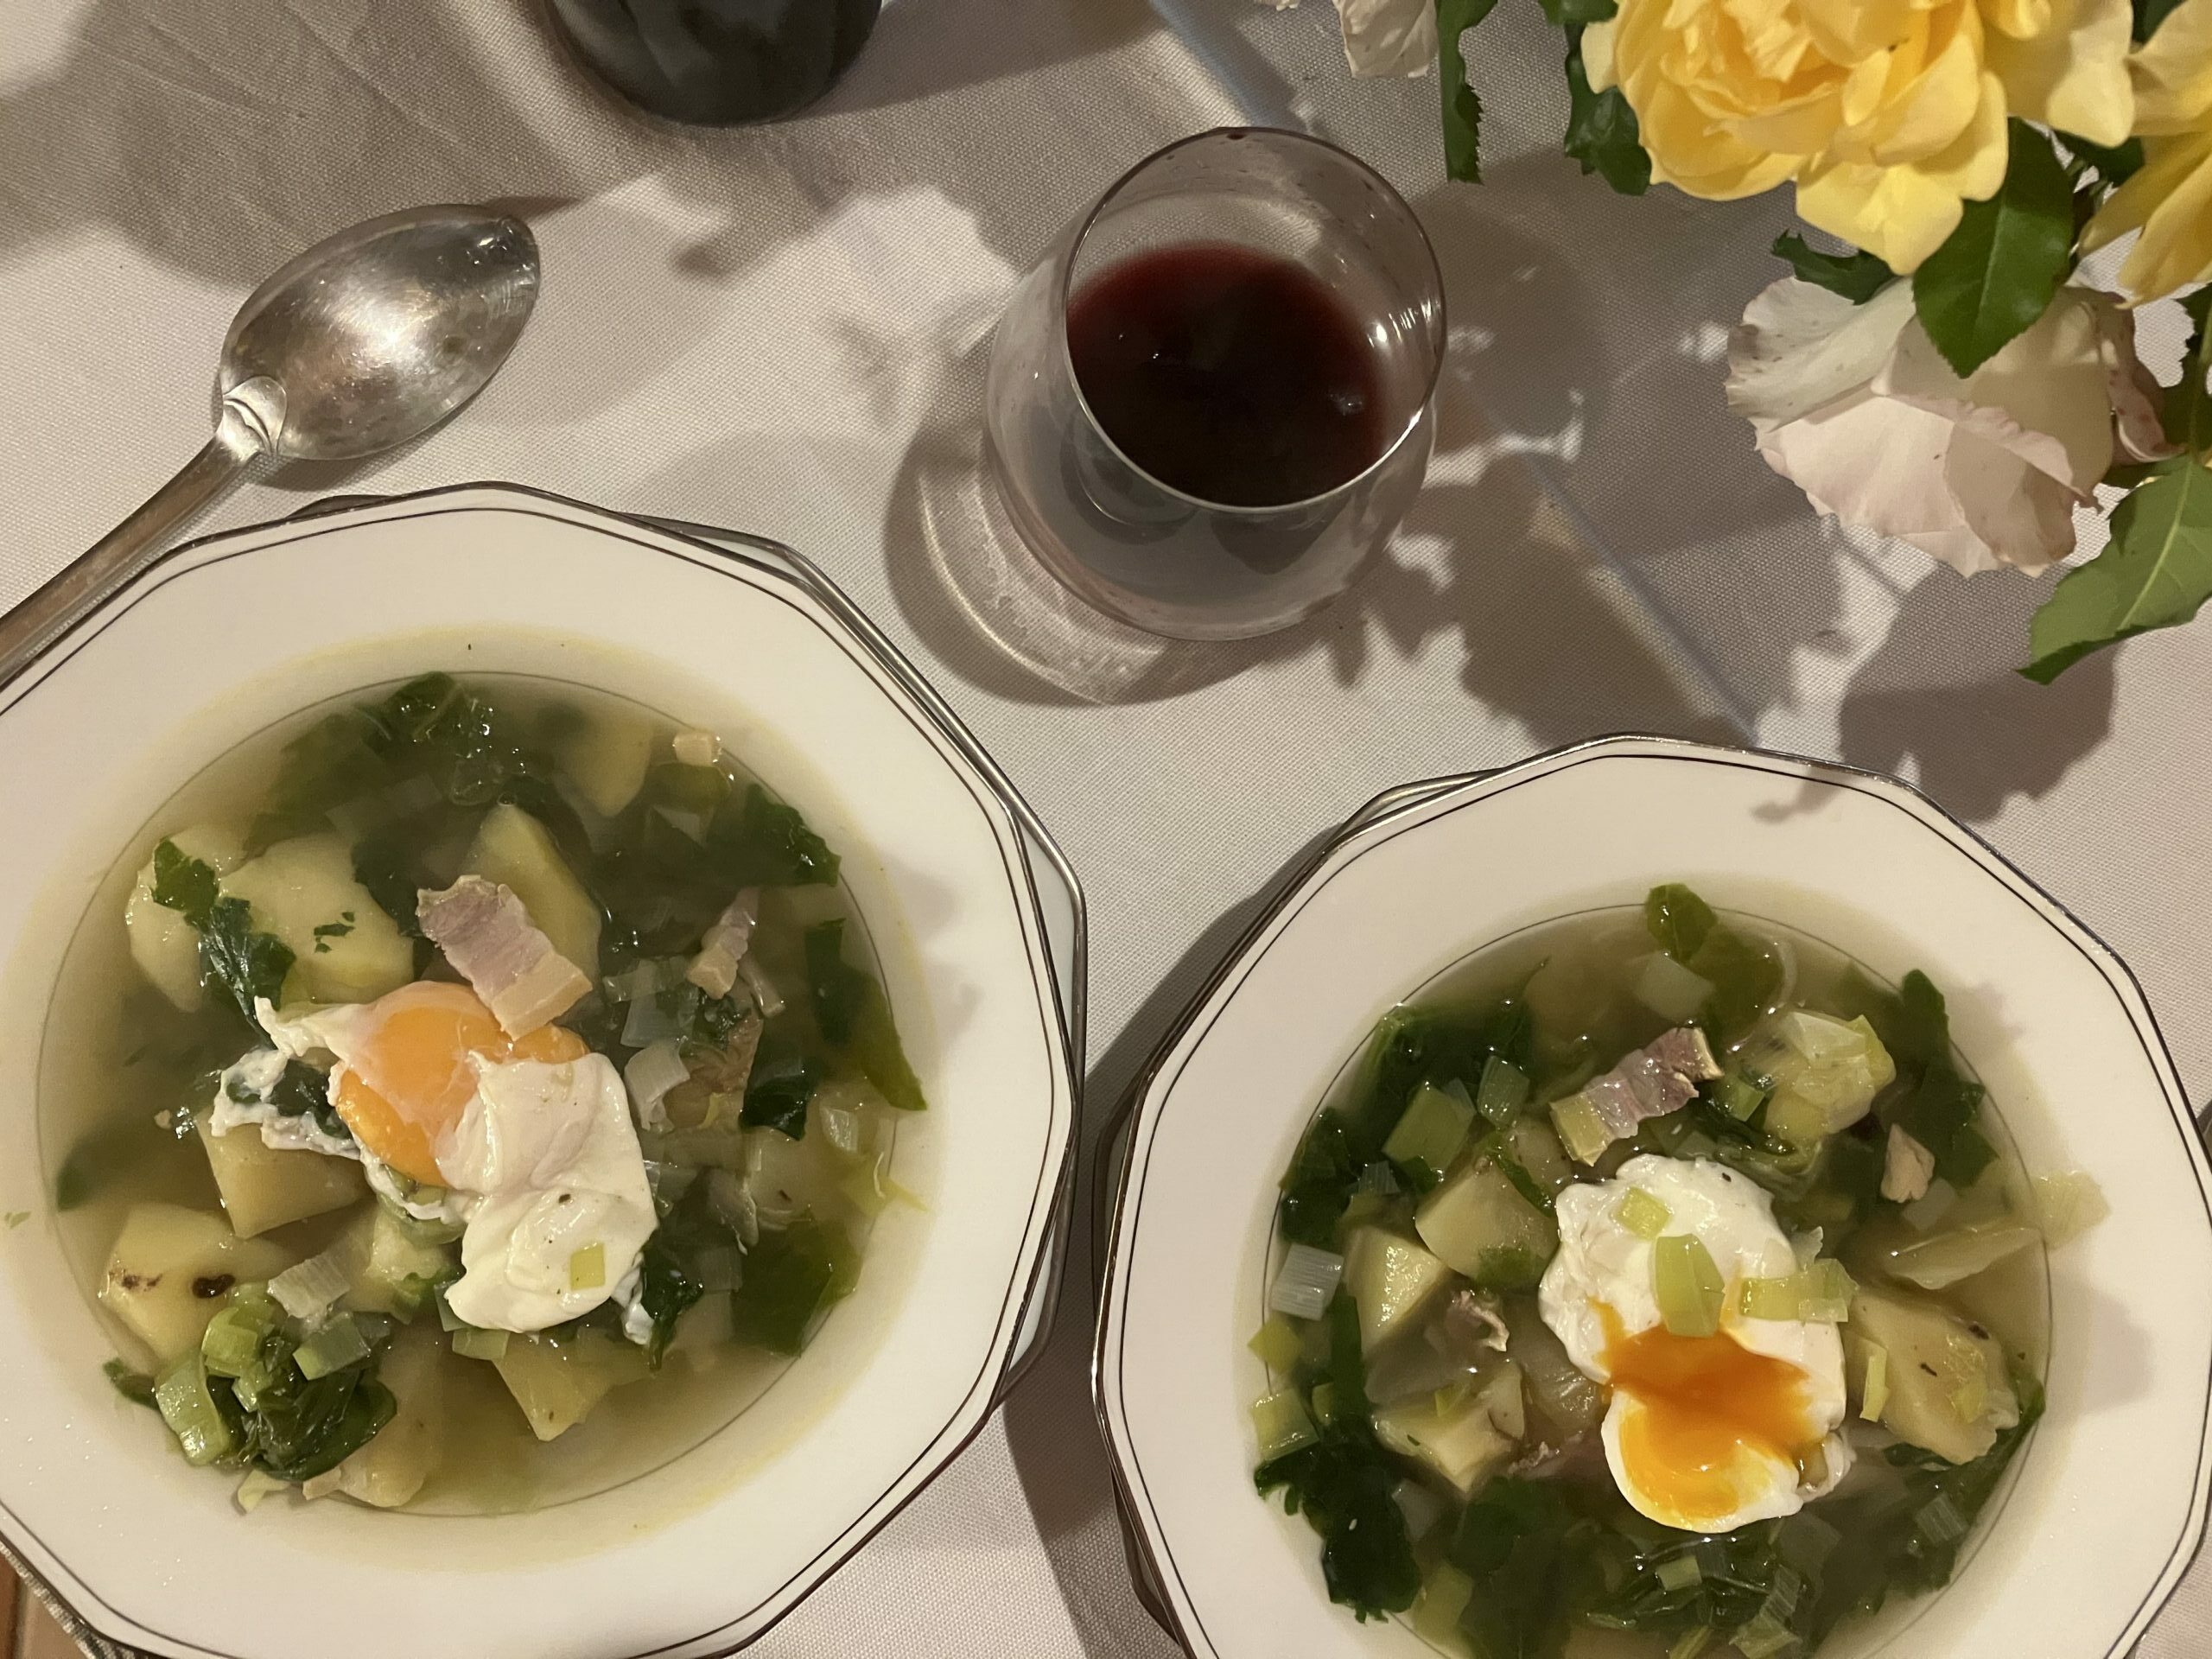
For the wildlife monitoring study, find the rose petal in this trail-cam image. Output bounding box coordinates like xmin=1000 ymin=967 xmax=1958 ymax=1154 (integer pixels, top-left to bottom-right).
xmin=1726 ymin=278 xmax=1914 ymax=429
xmin=1335 ymin=0 xmax=1437 ymax=77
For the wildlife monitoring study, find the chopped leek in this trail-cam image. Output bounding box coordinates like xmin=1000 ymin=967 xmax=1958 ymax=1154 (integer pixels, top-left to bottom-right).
xmin=233 ymin=1468 xmax=289 ymax=1513
xmin=1249 ymin=1388 xmax=1318 ymax=1461
xmin=269 ymin=1246 xmax=356 ymax=1323
xmin=1384 ymin=1081 xmax=1477 ymax=1185
xmin=154 ymin=1351 xmax=237 ymax=1465
xmin=1310 ymin=1381 xmax=1341 ymax=1428
xmin=293 ymin=1315 xmax=370 ymax=1380
xmin=1732 ymin=1613 xmax=1796 ymax=1659
xmin=1393 ymin=1478 xmax=1446 ymax=1541
xmin=1656 ymin=1553 xmax=1703 ymax=1592
xmin=2032 ymin=1171 xmax=2110 ymax=1248
xmin=1550 ymin=1092 xmax=1611 ymax=1165
xmin=568 ymin=1243 xmax=607 ymax=1292
xmin=452 ymin=1325 xmax=510 ymax=1361
xmin=1474 ymin=1055 xmax=1531 ymax=1127
xmin=1616 ymin=1186 xmax=1671 ymax=1239
xmin=1249 ymin=1315 xmax=1304 ymax=1373
xmin=1902 ymin=1179 xmax=1960 ymax=1231
xmin=1738 ymin=1260 xmax=1855 ymax=1323
xmin=1668 ymin=1629 xmax=1715 ymax=1659
xmin=200 ymin=1301 xmax=277 ymax=1377
xmin=1859 ymin=1344 xmax=1891 ymax=1421
xmin=1411 ymin=1565 xmax=1475 ymax=1643
xmin=1882 ymin=1222 xmax=2038 ymax=1290
xmin=1269 ymin=1243 xmax=1346 ymax=1322
xmin=1653 ymin=1235 xmax=1725 ymax=1338
xmin=1713 ymin=1072 xmax=1769 ymax=1122
xmin=1916 ymin=1491 xmax=1970 ymax=1547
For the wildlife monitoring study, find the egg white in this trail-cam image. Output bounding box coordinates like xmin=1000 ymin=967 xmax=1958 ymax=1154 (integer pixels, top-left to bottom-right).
xmin=1539 ymin=1154 xmax=1853 ymax=1531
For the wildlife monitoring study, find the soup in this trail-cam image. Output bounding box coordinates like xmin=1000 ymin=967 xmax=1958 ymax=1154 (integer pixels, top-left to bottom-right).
xmin=43 ymin=671 xmax=923 ymax=1514
xmin=1249 ymin=887 xmax=2098 ymax=1657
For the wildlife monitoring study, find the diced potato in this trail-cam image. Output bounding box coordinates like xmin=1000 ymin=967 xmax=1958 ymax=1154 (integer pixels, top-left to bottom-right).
xmin=124 ymin=823 xmax=246 ymax=1012
xmin=99 ymin=1202 xmax=295 ymax=1365
xmin=222 ymin=833 xmax=414 ymax=1004
xmin=463 ymin=804 xmax=601 ymax=983
xmin=343 ymin=1205 xmax=457 ymax=1318
xmin=1344 ymin=1226 xmax=1450 ymax=1354
xmin=334 ymin=1321 xmax=444 ymax=1508
xmin=195 ymin=1120 xmax=362 ymax=1237
xmin=552 ymin=709 xmax=655 ymax=817
xmin=1374 ymin=1388 xmax=1518 ymax=1497
xmin=1507 ymin=1117 xmax=1574 ymax=1197
xmin=745 ymin=1118 xmax=849 ymax=1230
xmin=1847 ymin=1283 xmax=2015 ymax=1464
xmin=491 ymin=1328 xmax=650 ymax=1441
xmin=1416 ymin=1161 xmax=1558 ymax=1290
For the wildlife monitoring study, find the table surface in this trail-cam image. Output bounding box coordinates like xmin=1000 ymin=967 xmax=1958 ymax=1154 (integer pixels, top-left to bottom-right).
xmin=3 ymin=3 xmax=2208 ymax=1656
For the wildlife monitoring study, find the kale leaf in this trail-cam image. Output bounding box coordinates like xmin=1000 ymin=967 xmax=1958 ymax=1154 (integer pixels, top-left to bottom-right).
xmin=804 ymin=919 xmax=927 ymax=1113
xmin=1255 ymin=1294 xmax=1420 ymax=1620
xmin=714 ymin=785 xmax=841 ymax=887
xmin=741 ymin=1052 xmax=818 ymax=1140
xmin=149 ymin=840 xmax=295 ymax=1022
xmin=731 ymin=1217 xmax=858 ymax=1355
xmin=636 ymin=1232 xmax=706 ymax=1368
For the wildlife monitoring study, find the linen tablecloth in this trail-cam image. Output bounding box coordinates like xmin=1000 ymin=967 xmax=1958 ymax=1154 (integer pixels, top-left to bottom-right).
xmin=3 ymin=3 xmax=2207 ymax=1656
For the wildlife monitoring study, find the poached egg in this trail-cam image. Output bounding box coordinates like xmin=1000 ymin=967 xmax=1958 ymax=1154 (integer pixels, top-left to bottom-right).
xmin=1539 ymin=1154 xmax=1852 ymax=1533
xmin=257 ymin=982 xmax=656 ymax=1332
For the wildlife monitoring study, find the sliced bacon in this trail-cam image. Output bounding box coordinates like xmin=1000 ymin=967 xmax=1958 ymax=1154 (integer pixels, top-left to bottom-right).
xmin=416 ymin=875 xmax=590 ymax=1037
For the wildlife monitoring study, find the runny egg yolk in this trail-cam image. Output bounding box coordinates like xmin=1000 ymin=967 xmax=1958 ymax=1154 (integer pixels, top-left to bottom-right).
xmin=1600 ymin=1306 xmax=1821 ymax=1529
xmin=330 ymin=982 xmax=586 ymax=1185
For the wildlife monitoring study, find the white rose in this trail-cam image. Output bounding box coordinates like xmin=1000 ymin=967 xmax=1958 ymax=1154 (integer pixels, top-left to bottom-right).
xmin=1725 ymin=279 xmax=2172 ymax=575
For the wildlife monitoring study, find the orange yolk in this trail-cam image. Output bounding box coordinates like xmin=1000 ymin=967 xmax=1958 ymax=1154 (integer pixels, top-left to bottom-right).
xmin=330 ymin=982 xmax=586 ymax=1185
xmin=1601 ymin=1306 xmax=1819 ymax=1529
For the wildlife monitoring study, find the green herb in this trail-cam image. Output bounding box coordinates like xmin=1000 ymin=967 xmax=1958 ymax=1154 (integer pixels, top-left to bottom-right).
xmin=1447 ymin=1476 xmax=1586 ymax=1656
xmin=2023 ymin=290 xmax=2212 ymax=683
xmin=1771 ymin=232 xmax=1893 ymax=304
xmin=1255 ymin=1294 xmax=1420 ymax=1619
xmin=636 ymin=1233 xmax=705 ymax=1368
xmin=1563 ymin=31 xmax=1649 ymax=196
xmin=715 ymin=785 xmax=841 ymax=888
xmin=227 ymin=1053 xmax=350 ymax=1143
xmin=3 ymin=1210 xmax=27 ymax=1230
xmin=741 ymin=1052 xmax=819 ymax=1140
xmin=1535 ymin=0 xmax=1615 ymax=22
xmin=731 ymin=1216 xmax=858 ymax=1354
xmin=804 ymin=918 xmax=926 ymax=1113
xmin=1280 ymin=1114 xmax=1364 ymax=1249
xmin=1911 ymin=121 xmax=2074 ymax=378
xmin=149 ymin=840 xmax=295 ymax=1022
xmin=1643 ymin=883 xmax=1717 ymax=961
xmin=311 ymin=912 xmax=356 ymax=953
xmin=1438 ymin=0 xmax=1502 ymax=183
xmin=103 ymin=1358 xmax=157 ymax=1407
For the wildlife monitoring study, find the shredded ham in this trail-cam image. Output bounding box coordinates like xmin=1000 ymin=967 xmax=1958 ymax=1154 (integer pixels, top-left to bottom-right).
xmin=1560 ymin=1026 xmax=1723 ymax=1158
xmin=685 ymin=889 xmax=761 ymax=999
xmin=416 ymin=875 xmax=590 ymax=1037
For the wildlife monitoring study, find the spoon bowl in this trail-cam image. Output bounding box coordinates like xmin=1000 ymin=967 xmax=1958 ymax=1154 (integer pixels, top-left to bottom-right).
xmin=0 ymin=203 xmax=540 ymax=690
xmin=223 ymin=207 xmax=540 ymax=461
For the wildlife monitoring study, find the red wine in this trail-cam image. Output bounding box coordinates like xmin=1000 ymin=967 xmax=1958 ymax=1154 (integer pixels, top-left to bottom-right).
xmin=1065 ymin=244 xmax=1389 ymax=509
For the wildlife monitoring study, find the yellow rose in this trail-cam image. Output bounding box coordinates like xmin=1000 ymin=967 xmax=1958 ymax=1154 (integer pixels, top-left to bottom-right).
xmin=1586 ymin=0 xmax=2135 ymax=272
xmin=2081 ymin=0 xmax=2212 ymax=302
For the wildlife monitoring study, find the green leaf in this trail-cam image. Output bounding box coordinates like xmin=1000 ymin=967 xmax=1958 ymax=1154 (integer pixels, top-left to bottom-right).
xmin=804 ymin=918 xmax=928 ymax=1114
xmin=149 ymin=839 xmax=220 ymax=929
xmin=2024 ymin=291 xmax=2212 ymax=683
xmin=2023 ymin=458 xmax=2212 ymax=680
xmin=200 ymin=895 xmax=296 ymax=1024
xmin=1911 ymin=121 xmax=2074 ymax=377
xmin=2064 ymin=132 xmax=2145 ymax=186
xmin=1643 ymin=883 xmax=1716 ymax=961
xmin=1565 ymin=37 xmax=1651 ymax=196
xmin=1772 ymin=232 xmax=1893 ymax=303
xmin=2137 ymin=0 xmax=2186 ymax=41
xmin=730 ymin=1217 xmax=858 ymax=1355
xmin=1438 ymin=0 xmax=1502 ymax=183
xmin=712 ymin=785 xmax=841 ymax=888
xmin=636 ymin=1232 xmax=704 ymax=1368
xmin=741 ymin=1052 xmax=819 ymax=1140
xmin=1538 ymin=0 xmax=1616 ymax=25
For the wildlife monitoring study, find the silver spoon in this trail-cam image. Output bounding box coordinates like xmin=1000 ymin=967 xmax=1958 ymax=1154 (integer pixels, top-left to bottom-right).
xmin=0 ymin=204 xmax=540 ymax=688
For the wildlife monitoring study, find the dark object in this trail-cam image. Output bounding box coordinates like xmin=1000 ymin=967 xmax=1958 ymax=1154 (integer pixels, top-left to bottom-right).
xmin=1066 ymin=245 xmax=1389 ymax=509
xmin=546 ymin=0 xmax=882 ymax=125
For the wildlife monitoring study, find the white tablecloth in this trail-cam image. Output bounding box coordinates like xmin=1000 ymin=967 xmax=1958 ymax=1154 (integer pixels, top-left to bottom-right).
xmin=2 ymin=3 xmax=2207 ymax=1656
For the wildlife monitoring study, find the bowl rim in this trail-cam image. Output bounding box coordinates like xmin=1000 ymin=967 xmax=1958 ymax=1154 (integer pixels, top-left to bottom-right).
xmin=0 ymin=482 xmax=1086 ymax=1659
xmin=1090 ymin=731 xmax=2212 ymax=1658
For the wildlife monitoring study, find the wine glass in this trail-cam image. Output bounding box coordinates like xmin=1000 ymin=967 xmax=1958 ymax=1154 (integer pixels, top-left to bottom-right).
xmin=984 ymin=127 xmax=1446 ymax=642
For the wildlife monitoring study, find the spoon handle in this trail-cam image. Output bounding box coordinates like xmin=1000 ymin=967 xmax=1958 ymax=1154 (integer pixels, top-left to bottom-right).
xmin=0 ymin=410 xmax=263 ymax=695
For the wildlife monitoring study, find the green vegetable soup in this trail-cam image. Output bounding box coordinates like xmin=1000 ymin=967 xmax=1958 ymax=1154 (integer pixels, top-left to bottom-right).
xmin=41 ymin=672 xmax=923 ymax=1514
xmin=1253 ymin=889 xmax=2083 ymax=1659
